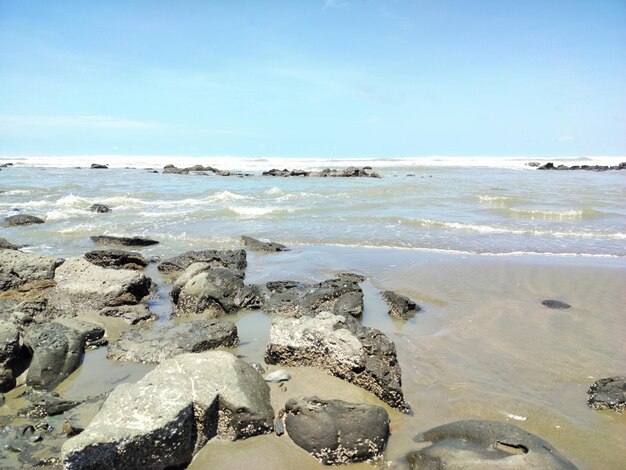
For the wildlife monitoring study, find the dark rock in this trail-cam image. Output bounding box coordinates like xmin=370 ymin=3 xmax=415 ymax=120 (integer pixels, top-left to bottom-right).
xmin=84 ymin=249 xmax=148 ymax=270
xmin=541 ymin=299 xmax=571 ymax=309
xmin=0 ymin=162 xmax=13 ymax=167
xmin=0 ymin=238 xmax=21 ymax=250
xmin=107 ymin=319 xmax=239 ymax=363
xmin=62 ymin=351 xmax=274 ymax=469
xmin=284 ymin=397 xmax=390 ymax=464
xmin=99 ymin=304 xmax=156 ymax=324
xmin=90 ymin=235 xmax=159 ymax=247
xmin=241 ymin=236 xmax=288 ymax=252
xmin=4 ymin=214 xmax=45 ymax=227
xmin=265 ymin=312 xmax=408 ymax=411
xmin=23 ymin=322 xmax=85 ymax=390
xmin=90 ymin=163 xmax=108 ymax=169
xmin=54 ymin=317 xmax=107 ymax=350
xmin=162 ymin=164 xmax=189 ymax=174
xmin=587 ymin=376 xmax=625 ymax=413
xmin=407 ymin=420 xmax=577 ymax=469
xmin=537 ymin=162 xmax=555 ymax=170
xmin=382 ymin=290 xmax=421 ymax=320
xmin=0 ymin=249 xmax=64 ymax=292
xmin=158 ymin=249 xmax=247 ymax=276
xmin=255 ymin=277 xmax=364 ymax=318
xmin=334 ymin=272 xmax=366 ymax=283
xmin=18 ymin=391 xmax=81 ymax=418
xmin=89 ymin=204 xmax=111 ymax=213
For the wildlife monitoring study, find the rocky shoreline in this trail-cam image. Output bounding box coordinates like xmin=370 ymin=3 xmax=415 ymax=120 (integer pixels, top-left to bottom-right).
xmin=1 ymin=235 xmax=616 ymax=468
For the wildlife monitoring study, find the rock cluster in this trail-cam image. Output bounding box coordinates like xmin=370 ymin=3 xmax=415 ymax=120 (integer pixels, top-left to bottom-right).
xmin=536 ymin=162 xmax=626 ymax=171
xmin=90 ymin=235 xmax=159 ymax=247
xmin=262 ymin=166 xmax=381 ymax=178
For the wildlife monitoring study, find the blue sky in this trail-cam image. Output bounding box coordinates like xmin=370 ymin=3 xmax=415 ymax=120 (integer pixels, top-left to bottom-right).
xmin=1 ymin=0 xmax=624 ymax=157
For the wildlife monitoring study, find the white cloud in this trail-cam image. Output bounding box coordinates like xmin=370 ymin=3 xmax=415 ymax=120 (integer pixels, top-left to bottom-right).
xmin=0 ymin=114 xmax=164 ymax=130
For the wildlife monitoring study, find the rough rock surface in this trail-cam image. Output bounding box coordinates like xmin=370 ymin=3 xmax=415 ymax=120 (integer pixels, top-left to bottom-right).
xmin=0 ymin=249 xmax=64 ymax=292
xmin=90 ymin=235 xmax=159 ymax=247
xmin=241 ymin=236 xmax=288 ymax=252
xmin=62 ymin=351 xmax=274 ymax=469
xmin=407 ymin=420 xmax=577 ymax=469
xmin=23 ymin=322 xmax=85 ymax=390
xmin=53 ymin=317 xmax=107 ymax=349
xmin=46 ymin=258 xmax=151 ymax=312
xmin=0 ymin=320 xmax=21 ymax=391
xmin=541 ymin=299 xmax=571 ymax=309
xmin=89 ymin=204 xmax=111 ymax=213
xmin=284 ymin=396 xmax=390 ymax=464
xmin=265 ymin=312 xmax=408 ymax=411
xmin=171 ymin=263 xmax=257 ymax=316
xmin=84 ymin=249 xmax=148 ymax=270
xmin=107 ymin=319 xmax=239 ymax=363
xmin=99 ymin=304 xmax=156 ymax=324
xmin=0 ymin=238 xmax=21 ymax=250
xmin=382 ymin=290 xmax=421 ymax=320
xmin=587 ymin=376 xmax=625 ymax=413
xmin=157 ymin=249 xmax=247 ymax=276
xmin=254 ymin=278 xmax=364 ymax=318
xmin=4 ymin=214 xmax=45 ymax=227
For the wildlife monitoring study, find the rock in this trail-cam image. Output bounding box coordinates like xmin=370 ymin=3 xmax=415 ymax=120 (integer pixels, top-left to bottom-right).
xmin=157 ymin=249 xmax=247 ymax=276
xmin=89 ymin=204 xmax=111 ymax=213
xmin=84 ymin=249 xmax=148 ymax=270
xmin=99 ymin=304 xmax=156 ymax=324
xmin=0 ymin=319 xmax=20 ymax=367
xmin=541 ymin=299 xmax=571 ymax=309
xmin=171 ymin=264 xmax=257 ymax=316
xmin=62 ymin=351 xmax=274 ymax=469
xmin=382 ymin=290 xmax=421 ymax=320
xmin=407 ymin=420 xmax=577 ymax=469
xmin=537 ymin=162 xmax=555 ymax=170
xmin=63 ymin=395 xmax=107 ymax=435
xmin=265 ymin=312 xmax=408 ymax=411
xmin=107 ymin=319 xmax=239 ymax=364
xmin=4 ymin=214 xmax=45 ymax=227
xmin=255 ymin=278 xmax=364 ymax=318
xmin=284 ymin=397 xmax=390 ymax=464
xmin=527 ymin=162 xmax=541 ymax=167
xmin=90 ymin=235 xmax=159 ymax=247
xmin=23 ymin=322 xmax=85 ymax=390
xmin=0 ymin=238 xmax=21 ymax=250
xmin=17 ymin=391 xmax=81 ymax=418
xmin=587 ymin=376 xmax=625 ymax=413
xmin=334 ymin=272 xmax=366 ymax=283
xmin=0 ymin=365 xmax=15 ymax=393
xmin=54 ymin=317 xmax=107 ymax=349
xmin=162 ymin=164 xmax=189 ymax=174
xmin=264 ymin=370 xmax=290 ymax=382
xmin=0 ymin=249 xmax=64 ymax=292
xmin=249 ymin=362 xmax=265 ymax=374
xmin=90 ymin=163 xmax=108 ymax=169
xmin=46 ymin=258 xmax=151 ymax=312
xmin=241 ymin=236 xmax=288 ymax=252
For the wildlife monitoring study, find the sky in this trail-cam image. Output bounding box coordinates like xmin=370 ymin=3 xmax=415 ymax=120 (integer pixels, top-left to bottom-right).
xmin=0 ymin=0 xmax=625 ymax=158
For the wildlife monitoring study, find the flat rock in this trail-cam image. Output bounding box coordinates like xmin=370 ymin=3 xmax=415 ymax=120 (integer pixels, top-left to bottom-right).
xmin=23 ymin=322 xmax=85 ymax=390
xmin=99 ymin=304 xmax=156 ymax=324
xmin=254 ymin=278 xmax=364 ymax=318
xmin=241 ymin=236 xmax=288 ymax=252
xmin=0 ymin=249 xmax=64 ymax=292
xmin=62 ymin=351 xmax=274 ymax=469
xmin=587 ymin=376 xmax=625 ymax=413
xmin=0 ymin=238 xmax=21 ymax=250
xmin=107 ymin=319 xmax=239 ymax=363
xmin=4 ymin=214 xmax=45 ymax=227
xmin=158 ymin=249 xmax=247 ymax=276
xmin=90 ymin=235 xmax=159 ymax=247
xmin=46 ymin=258 xmax=151 ymax=312
xmin=89 ymin=204 xmax=111 ymax=213
xmin=407 ymin=420 xmax=577 ymax=469
xmin=541 ymin=299 xmax=571 ymax=309
xmin=18 ymin=391 xmax=81 ymax=418
xmin=382 ymin=290 xmax=421 ymax=320
xmin=265 ymin=312 xmax=408 ymax=412
xmin=284 ymin=396 xmax=389 ymax=464
xmin=84 ymin=249 xmax=148 ymax=270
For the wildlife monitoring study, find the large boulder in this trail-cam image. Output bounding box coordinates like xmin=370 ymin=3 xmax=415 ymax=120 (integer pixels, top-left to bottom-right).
xmin=382 ymin=290 xmax=421 ymax=320
xmin=157 ymin=249 xmax=247 ymax=276
xmin=241 ymin=236 xmax=288 ymax=252
xmin=406 ymin=420 xmax=577 ymax=469
xmin=284 ymin=396 xmax=389 ymax=464
xmin=84 ymin=249 xmax=148 ymax=270
xmin=90 ymin=235 xmax=159 ymax=247
xmin=0 ymin=320 xmax=21 ymax=392
xmin=4 ymin=214 xmax=45 ymax=227
xmin=0 ymin=249 xmax=64 ymax=292
xmin=254 ymin=277 xmax=364 ymax=318
xmin=107 ymin=319 xmax=239 ymax=363
xmin=46 ymin=258 xmax=151 ymax=312
xmin=587 ymin=376 xmax=625 ymax=413
xmin=62 ymin=351 xmax=274 ymax=469
xmin=23 ymin=322 xmax=85 ymax=390
xmin=171 ymin=263 xmax=257 ymax=316
xmin=265 ymin=312 xmax=408 ymax=412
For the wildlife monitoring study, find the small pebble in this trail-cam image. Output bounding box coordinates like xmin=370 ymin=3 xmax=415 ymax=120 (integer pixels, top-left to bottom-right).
xmin=264 ymin=370 xmax=291 ymax=383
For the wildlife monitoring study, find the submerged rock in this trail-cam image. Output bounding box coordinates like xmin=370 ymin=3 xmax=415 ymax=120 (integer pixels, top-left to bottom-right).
xmin=284 ymin=396 xmax=390 ymax=464
xmin=84 ymin=249 xmax=148 ymax=270
xmin=62 ymin=351 xmax=274 ymax=469
xmin=407 ymin=420 xmax=577 ymax=469
xmin=241 ymin=236 xmax=288 ymax=252
xmin=587 ymin=376 xmax=625 ymax=413
xmin=541 ymin=299 xmax=571 ymax=309
xmin=89 ymin=204 xmax=111 ymax=213
xmin=265 ymin=312 xmax=408 ymax=411
xmin=157 ymin=249 xmax=247 ymax=276
xmin=99 ymin=304 xmax=156 ymax=324
xmin=382 ymin=290 xmax=421 ymax=320
xmin=107 ymin=319 xmax=239 ymax=363
xmin=4 ymin=214 xmax=45 ymax=227
xmin=90 ymin=235 xmax=159 ymax=247
xmin=0 ymin=249 xmax=64 ymax=293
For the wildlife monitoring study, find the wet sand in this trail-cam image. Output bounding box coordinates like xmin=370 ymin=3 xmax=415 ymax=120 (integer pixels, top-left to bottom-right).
xmin=4 ymin=245 xmax=624 ymax=468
